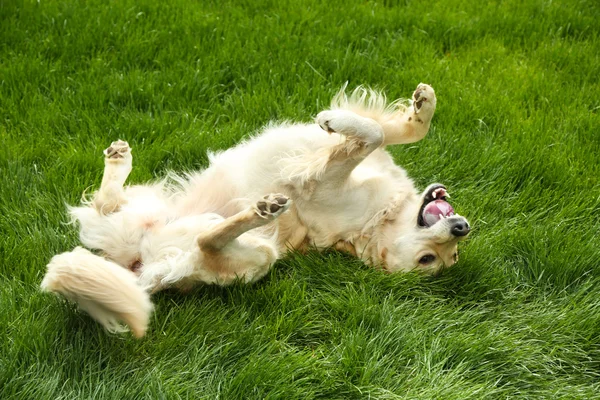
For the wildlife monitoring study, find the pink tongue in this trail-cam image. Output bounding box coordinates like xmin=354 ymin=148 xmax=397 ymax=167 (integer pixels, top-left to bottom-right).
xmin=423 ymin=200 xmax=454 ymax=226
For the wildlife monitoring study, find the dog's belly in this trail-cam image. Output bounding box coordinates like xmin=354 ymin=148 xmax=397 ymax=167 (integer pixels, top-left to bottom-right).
xmin=173 ymin=123 xmax=417 ymax=254
xmin=176 ymin=124 xmax=337 ymax=214
xmin=138 ymin=213 xmax=225 ymax=264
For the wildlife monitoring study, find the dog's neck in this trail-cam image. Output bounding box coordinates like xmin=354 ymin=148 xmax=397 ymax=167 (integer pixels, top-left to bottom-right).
xmin=343 ymin=191 xmax=421 ymax=269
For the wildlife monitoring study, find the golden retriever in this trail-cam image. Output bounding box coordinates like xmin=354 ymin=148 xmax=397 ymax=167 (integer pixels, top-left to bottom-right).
xmin=41 ymin=83 xmax=470 ymax=337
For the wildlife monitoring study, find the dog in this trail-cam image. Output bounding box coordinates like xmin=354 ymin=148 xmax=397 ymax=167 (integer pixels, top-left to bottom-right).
xmin=41 ymin=83 xmax=470 ymax=337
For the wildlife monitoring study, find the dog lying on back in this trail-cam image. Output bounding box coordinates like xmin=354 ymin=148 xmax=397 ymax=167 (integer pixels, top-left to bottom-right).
xmin=41 ymin=83 xmax=470 ymax=337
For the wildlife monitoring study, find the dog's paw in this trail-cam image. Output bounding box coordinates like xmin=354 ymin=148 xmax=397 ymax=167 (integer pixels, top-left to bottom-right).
xmin=104 ymin=140 xmax=131 ymax=161
xmin=412 ymin=83 xmax=436 ymax=117
xmin=316 ymin=110 xmax=362 ymax=134
xmin=255 ymin=194 xmax=291 ymax=219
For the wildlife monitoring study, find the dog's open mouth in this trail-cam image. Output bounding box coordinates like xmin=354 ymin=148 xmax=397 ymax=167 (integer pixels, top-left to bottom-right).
xmin=418 ymin=185 xmax=455 ymax=227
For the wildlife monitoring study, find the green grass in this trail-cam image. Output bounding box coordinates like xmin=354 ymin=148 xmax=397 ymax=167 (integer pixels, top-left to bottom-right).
xmin=1 ymin=0 xmax=599 ymax=398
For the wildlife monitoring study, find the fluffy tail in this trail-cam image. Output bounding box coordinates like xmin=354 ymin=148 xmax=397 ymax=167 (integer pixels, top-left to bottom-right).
xmin=41 ymin=247 xmax=153 ymax=338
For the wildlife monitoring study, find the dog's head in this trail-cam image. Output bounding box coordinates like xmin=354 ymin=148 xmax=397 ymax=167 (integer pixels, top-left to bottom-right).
xmin=382 ymin=184 xmax=470 ymax=275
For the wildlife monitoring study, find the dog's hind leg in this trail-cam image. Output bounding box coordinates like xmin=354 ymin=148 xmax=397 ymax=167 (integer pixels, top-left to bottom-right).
xmin=379 ymin=83 xmax=437 ymax=145
xmin=138 ymin=194 xmax=290 ymax=291
xmin=93 ymin=140 xmax=133 ymax=215
xmin=196 ymin=193 xmax=290 ymax=252
xmin=195 ymin=194 xmax=291 ymax=285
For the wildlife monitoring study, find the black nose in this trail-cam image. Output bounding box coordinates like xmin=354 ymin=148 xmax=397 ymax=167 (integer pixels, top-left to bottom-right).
xmin=451 ymin=221 xmax=470 ymax=237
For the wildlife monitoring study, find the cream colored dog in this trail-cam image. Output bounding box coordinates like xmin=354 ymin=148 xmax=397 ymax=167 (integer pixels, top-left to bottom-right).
xmin=41 ymin=83 xmax=470 ymax=337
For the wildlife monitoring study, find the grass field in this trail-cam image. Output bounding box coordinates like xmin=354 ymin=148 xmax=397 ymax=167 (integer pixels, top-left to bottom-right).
xmin=1 ymin=0 xmax=600 ymax=398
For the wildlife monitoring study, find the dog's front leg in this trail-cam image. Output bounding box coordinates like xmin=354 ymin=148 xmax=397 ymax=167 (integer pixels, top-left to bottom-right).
xmin=381 ymin=83 xmax=437 ymax=145
xmin=93 ymin=140 xmax=132 ymax=214
xmin=314 ymin=110 xmax=384 ymax=182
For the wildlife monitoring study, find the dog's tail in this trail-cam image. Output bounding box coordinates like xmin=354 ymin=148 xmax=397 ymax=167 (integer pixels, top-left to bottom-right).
xmin=41 ymin=247 xmax=152 ymax=338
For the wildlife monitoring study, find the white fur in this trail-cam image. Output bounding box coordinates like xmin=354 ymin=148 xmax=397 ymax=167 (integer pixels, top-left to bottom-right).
xmin=41 ymin=83 xmax=469 ymax=337
xmin=41 ymin=247 xmax=152 ymax=338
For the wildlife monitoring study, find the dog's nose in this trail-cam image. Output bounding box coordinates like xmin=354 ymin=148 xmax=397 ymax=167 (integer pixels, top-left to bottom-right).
xmin=450 ymin=221 xmax=470 ymax=237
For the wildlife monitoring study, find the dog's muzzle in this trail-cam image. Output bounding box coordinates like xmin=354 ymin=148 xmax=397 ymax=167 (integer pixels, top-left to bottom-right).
xmin=418 ymin=184 xmax=471 ymax=238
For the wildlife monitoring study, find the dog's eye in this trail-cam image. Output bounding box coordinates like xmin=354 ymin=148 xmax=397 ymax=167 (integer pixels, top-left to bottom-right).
xmin=418 ymin=254 xmax=436 ymax=264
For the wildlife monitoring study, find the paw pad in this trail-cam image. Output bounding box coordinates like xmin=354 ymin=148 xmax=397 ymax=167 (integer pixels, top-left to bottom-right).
xmin=412 ymin=83 xmax=435 ymax=115
xmin=256 ymin=194 xmax=290 ymax=218
xmin=104 ymin=140 xmax=131 ymax=159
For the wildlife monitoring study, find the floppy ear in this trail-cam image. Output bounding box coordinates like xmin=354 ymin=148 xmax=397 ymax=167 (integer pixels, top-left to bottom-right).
xmin=380 ymin=247 xmax=388 ymax=262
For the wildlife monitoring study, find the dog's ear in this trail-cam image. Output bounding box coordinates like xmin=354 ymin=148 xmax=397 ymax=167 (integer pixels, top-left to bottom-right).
xmin=380 ymin=247 xmax=388 ymax=262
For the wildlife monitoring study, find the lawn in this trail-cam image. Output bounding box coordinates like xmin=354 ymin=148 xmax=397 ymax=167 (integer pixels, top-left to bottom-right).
xmin=1 ymin=0 xmax=599 ymax=398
